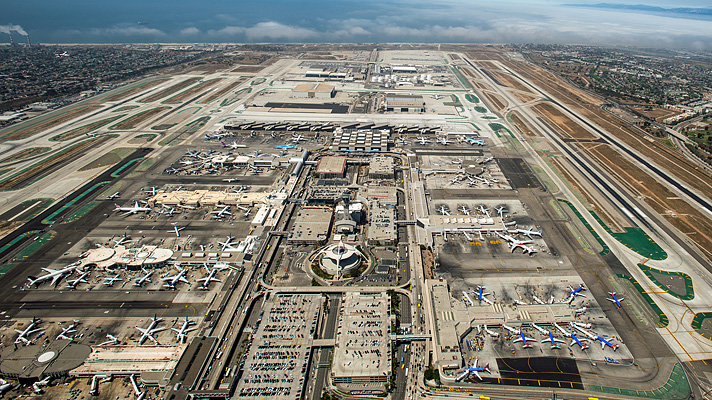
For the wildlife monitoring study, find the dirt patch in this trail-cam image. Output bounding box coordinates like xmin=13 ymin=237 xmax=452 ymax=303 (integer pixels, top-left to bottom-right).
xmin=487 ymin=70 xmax=534 ymax=94
xmin=580 ymin=142 xmax=712 ymax=259
xmin=102 ymin=77 xmax=171 ymax=102
xmin=0 ymin=136 xmax=111 ymax=190
xmin=0 ymin=105 xmax=103 ymax=142
xmin=50 ymin=115 xmax=125 ymax=141
xmin=164 ymin=78 xmax=223 ymax=104
xmin=0 ymin=147 xmax=51 ymax=163
xmin=79 ymin=147 xmax=136 ymax=171
xmin=630 ymin=106 xmax=681 ymax=123
xmin=110 ymin=107 xmax=170 ymax=130
xmin=533 ymin=103 xmax=596 ymax=139
xmin=512 ymin=92 xmax=539 ymax=103
xmin=198 ymin=78 xmax=248 ymax=103
xmin=0 ymin=220 xmax=24 ymax=241
xmin=138 ymin=77 xmax=201 ymax=103
xmin=482 ymin=91 xmax=506 ymax=111
xmin=128 ymin=134 xmax=156 ymax=144
xmin=509 ymin=111 xmax=536 ymax=137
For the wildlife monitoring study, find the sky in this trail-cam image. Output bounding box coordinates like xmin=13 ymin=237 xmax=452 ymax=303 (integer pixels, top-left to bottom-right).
xmin=3 ymin=0 xmax=712 ymax=51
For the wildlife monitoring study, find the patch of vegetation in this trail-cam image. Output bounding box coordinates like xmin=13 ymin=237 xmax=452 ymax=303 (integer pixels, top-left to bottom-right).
xmin=0 ymin=147 xmax=51 ymax=163
xmin=79 ymin=147 xmax=135 ymax=171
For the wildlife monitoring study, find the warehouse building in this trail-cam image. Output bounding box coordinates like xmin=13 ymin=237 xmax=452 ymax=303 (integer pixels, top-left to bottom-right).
xmin=292 ymin=83 xmax=335 ymax=99
xmin=385 ymin=94 xmax=425 ymax=113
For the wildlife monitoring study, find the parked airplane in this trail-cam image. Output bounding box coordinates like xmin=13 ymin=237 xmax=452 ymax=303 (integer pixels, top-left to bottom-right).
xmin=114 ymin=201 xmax=151 ymax=216
xmin=437 ymin=205 xmax=450 ymax=216
xmin=98 ymin=334 xmax=118 ymax=346
xmin=531 ymin=323 xmax=565 ymax=349
xmin=275 ymin=144 xmax=296 ymax=149
xmin=103 ymin=275 xmax=122 ymax=287
xmin=168 ymin=223 xmax=185 ymax=237
xmin=27 ymin=262 xmax=80 ymax=287
xmin=480 ymin=156 xmax=494 ymax=164
xmin=415 ymin=137 xmax=431 ymax=145
xmin=218 ymin=236 xmax=238 ymax=251
xmin=396 ymin=137 xmax=410 ymax=145
xmin=222 ymin=140 xmax=247 ymax=149
xmin=205 ymin=132 xmax=229 ymax=140
xmin=107 ymin=192 xmax=120 ymax=200
xmin=431 ymin=94 xmax=445 ymax=100
xmin=291 ymin=134 xmax=306 ymax=143
xmin=113 ymin=234 xmax=131 ymax=247
xmin=456 ymin=358 xmax=490 ymax=381
xmin=66 ymin=272 xmax=89 ymax=289
xmin=483 ymin=324 xmax=499 ymax=337
xmin=196 ymin=264 xmax=224 ymax=290
xmin=513 ymin=227 xmax=542 ymax=239
xmin=495 ymin=206 xmax=507 ymax=218
xmin=133 ymin=269 xmax=153 ymax=287
xmin=436 ymin=137 xmax=453 ymax=145
xmin=503 ymin=324 xmax=537 ymax=348
xmin=211 ymin=206 xmax=232 ymax=219
xmin=15 ymin=317 xmax=43 ymax=345
xmin=172 ymin=317 xmax=196 ymax=344
xmin=56 ymin=320 xmax=79 ymax=340
xmin=564 ymin=284 xmax=586 ymax=303
xmin=607 ymin=292 xmax=624 ymax=309
xmin=464 ymin=137 xmax=486 ymax=146
xmin=463 ymin=292 xmax=475 ymax=306
xmin=135 ymin=316 xmax=165 ymax=345
xmin=476 ymin=286 xmax=492 ymax=305
xmin=222 ymin=178 xmax=239 ymax=183
xmin=496 ymin=233 xmax=536 ymax=255
xmin=163 ymin=266 xmax=189 ymax=289
xmin=458 ymin=205 xmax=470 ymax=215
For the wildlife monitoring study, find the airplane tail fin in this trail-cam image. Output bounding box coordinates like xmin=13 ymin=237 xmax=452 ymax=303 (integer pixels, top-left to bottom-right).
xmin=612 ymin=344 xmax=619 ymax=351
xmin=484 ymin=363 xmax=490 ymax=372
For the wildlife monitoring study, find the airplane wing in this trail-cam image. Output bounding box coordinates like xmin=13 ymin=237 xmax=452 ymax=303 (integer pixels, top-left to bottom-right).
xmin=50 ymin=274 xmax=65 ymax=287
xmin=41 ymin=267 xmax=58 ymax=273
xmin=473 ymin=370 xmax=482 ymax=380
xmin=512 ymin=337 xmax=523 ymax=343
xmin=179 ymin=277 xmax=190 ymax=284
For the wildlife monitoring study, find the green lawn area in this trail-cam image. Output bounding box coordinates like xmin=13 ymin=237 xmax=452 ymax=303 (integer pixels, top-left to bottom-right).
xmin=686 ymin=128 xmax=712 ymax=146
xmin=474 ymin=106 xmax=487 ymax=113
xmin=589 ymin=210 xmax=666 ymax=260
xmin=489 ymin=123 xmax=515 ymax=138
xmin=691 ymin=312 xmax=712 ymax=340
xmin=464 ymin=94 xmax=479 ymax=103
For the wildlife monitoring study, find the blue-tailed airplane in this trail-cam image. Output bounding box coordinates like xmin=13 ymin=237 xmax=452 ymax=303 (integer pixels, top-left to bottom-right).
xmin=570 ymin=333 xmax=589 ymax=350
xmin=564 ymin=284 xmax=586 ymax=303
xmin=503 ymin=324 xmax=537 ymax=348
xmin=607 ymin=292 xmax=624 ymax=309
xmin=455 ymin=358 xmax=491 ymax=381
xmin=596 ymin=335 xmax=619 ymax=351
xmin=275 ymin=144 xmax=296 ymax=149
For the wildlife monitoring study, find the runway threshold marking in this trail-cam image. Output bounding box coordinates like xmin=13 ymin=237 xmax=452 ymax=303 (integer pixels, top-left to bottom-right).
xmin=8 ymin=201 xmax=41 ymax=222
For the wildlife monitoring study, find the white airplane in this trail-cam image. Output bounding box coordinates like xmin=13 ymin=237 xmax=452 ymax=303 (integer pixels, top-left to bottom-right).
xmin=497 ymin=233 xmax=536 ymax=255
xmin=218 ymin=236 xmax=238 ymax=251
xmin=27 ymin=262 xmax=80 ymax=287
xmin=142 ymin=187 xmax=158 ymax=196
xmin=205 ymin=132 xmax=229 ymax=140
xmin=554 ymin=323 xmax=589 ymax=350
xmin=196 ymin=265 xmax=224 ymax=290
xmin=495 ymin=206 xmax=507 ymax=218
xmin=396 ymin=137 xmax=410 ymax=145
xmin=449 ymin=175 xmax=464 ymax=185
xmin=133 ymin=269 xmax=153 ymax=287
xmin=103 ymin=275 xmax=122 ymax=286
xmin=476 ymin=205 xmax=490 ymax=217
xmin=531 ymin=323 xmax=565 ymax=349
xmin=513 ymin=227 xmax=542 ymax=239
xmin=437 ymin=205 xmax=450 ymax=216
xmin=463 ymin=292 xmax=475 ymax=306
xmin=114 ymin=201 xmax=151 ymax=215
xmin=135 ymin=316 xmax=165 ymax=345
xmin=107 ymin=192 xmax=120 ymax=200
xmin=483 ymin=324 xmax=499 ymax=337
xmin=168 ymin=223 xmax=185 ymax=237
xmin=456 ymin=358 xmax=491 ymax=382
xmin=246 ymin=150 xmax=263 ymax=158
xmin=66 ymin=271 xmax=89 ymax=289
xmin=222 ymin=140 xmax=247 ymax=149
xmin=159 ymin=207 xmax=177 ymax=217
xmin=222 ymin=178 xmax=239 ymax=183
xmin=511 ymin=329 xmax=538 ymax=349
xmin=415 ymin=137 xmax=431 ymax=145
xmin=607 ymin=292 xmax=624 ymax=308
xmin=163 ymin=266 xmax=190 ymax=289
xmin=532 ymin=295 xmax=546 ymax=305
xmin=458 ymin=205 xmax=470 ymax=215
xmin=172 ymin=317 xmax=196 ymax=344
xmin=15 ymin=317 xmax=43 ymax=345
xmin=291 ymin=134 xmax=306 ymax=143
xmin=564 ymin=284 xmax=586 ymax=303
xmin=436 ymin=137 xmax=453 ymax=145
xmin=432 ymin=94 xmax=445 ymax=100
xmin=56 ymin=320 xmax=79 ymax=340
xmin=98 ymin=333 xmax=119 ymax=346
xmin=113 ymin=234 xmax=131 ymax=247
xmin=175 ymin=203 xmax=196 ymax=210
xmin=211 ymin=205 xmax=232 ymax=219
xmin=85 ymin=132 xmax=102 ymax=138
